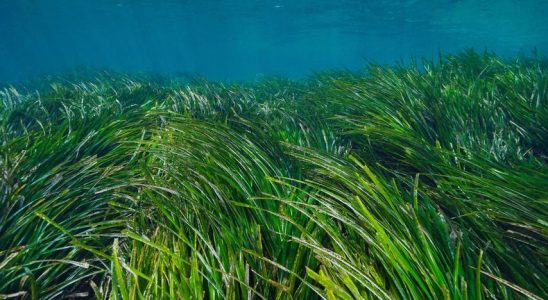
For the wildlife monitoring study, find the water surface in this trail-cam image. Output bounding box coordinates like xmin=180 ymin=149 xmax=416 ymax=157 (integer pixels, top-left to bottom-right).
xmin=1 ymin=0 xmax=547 ymax=83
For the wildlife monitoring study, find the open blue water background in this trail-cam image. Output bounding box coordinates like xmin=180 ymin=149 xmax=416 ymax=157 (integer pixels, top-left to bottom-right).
xmin=1 ymin=0 xmax=547 ymax=84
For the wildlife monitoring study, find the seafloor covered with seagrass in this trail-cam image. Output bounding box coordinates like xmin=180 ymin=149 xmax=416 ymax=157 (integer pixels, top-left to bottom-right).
xmin=1 ymin=51 xmax=547 ymax=299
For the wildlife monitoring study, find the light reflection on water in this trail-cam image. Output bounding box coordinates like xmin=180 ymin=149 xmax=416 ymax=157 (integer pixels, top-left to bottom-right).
xmin=0 ymin=0 xmax=546 ymax=83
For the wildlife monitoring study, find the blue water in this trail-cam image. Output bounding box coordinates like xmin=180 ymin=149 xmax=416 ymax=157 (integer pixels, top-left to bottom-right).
xmin=1 ymin=0 xmax=547 ymax=84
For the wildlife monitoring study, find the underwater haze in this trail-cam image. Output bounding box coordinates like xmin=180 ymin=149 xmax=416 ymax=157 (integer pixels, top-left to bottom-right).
xmin=1 ymin=0 xmax=547 ymax=83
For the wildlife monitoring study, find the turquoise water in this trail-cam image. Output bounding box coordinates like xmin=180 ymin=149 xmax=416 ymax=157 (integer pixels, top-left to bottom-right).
xmin=1 ymin=0 xmax=547 ymax=83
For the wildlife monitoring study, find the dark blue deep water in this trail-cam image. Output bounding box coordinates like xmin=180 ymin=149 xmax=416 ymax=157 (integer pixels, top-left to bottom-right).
xmin=1 ymin=0 xmax=547 ymax=83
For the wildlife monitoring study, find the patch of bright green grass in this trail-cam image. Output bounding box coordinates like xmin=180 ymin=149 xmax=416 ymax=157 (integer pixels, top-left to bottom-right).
xmin=1 ymin=51 xmax=546 ymax=299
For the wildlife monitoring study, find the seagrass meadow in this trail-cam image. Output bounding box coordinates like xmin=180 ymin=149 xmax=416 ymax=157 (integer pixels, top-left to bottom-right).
xmin=1 ymin=51 xmax=547 ymax=299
